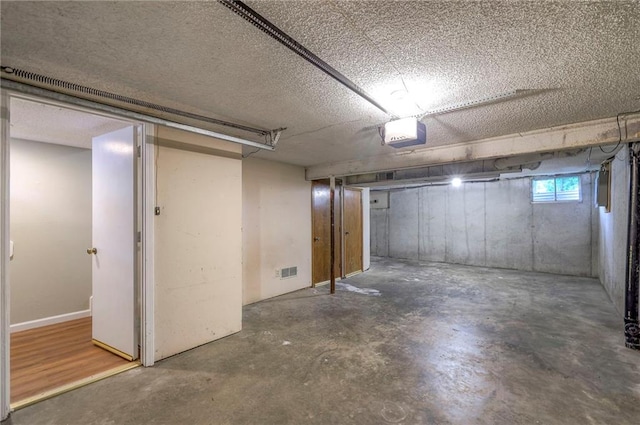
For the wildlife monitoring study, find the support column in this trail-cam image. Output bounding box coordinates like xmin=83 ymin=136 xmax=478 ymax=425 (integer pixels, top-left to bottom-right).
xmin=330 ymin=176 xmax=336 ymax=294
xmin=625 ymin=143 xmax=640 ymax=349
xmin=1 ymin=89 xmax=11 ymax=419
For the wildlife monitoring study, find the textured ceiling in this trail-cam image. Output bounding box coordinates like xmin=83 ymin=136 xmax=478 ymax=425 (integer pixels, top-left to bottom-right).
xmin=1 ymin=1 xmax=639 ymax=169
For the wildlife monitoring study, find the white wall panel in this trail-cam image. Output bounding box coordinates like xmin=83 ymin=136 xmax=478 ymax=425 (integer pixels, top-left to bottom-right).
xmin=154 ymin=127 xmax=242 ymax=361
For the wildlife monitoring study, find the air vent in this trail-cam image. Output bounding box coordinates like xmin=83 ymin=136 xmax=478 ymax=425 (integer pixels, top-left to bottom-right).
xmin=279 ymin=266 xmax=298 ymax=279
xmin=377 ymin=172 xmax=395 ymax=181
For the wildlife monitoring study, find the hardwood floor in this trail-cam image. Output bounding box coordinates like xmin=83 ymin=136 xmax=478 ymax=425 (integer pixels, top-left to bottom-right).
xmin=10 ymin=317 xmax=130 ymax=403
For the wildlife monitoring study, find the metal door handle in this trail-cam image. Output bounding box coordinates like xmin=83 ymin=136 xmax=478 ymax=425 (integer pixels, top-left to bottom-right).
xmin=345 ymin=231 xmax=350 ymax=235
xmin=314 ymin=237 xmax=320 ymax=242
xmin=87 ymin=247 xmax=97 ymax=255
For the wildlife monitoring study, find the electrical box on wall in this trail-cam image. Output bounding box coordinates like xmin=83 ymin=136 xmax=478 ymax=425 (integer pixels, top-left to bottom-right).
xmin=596 ymin=162 xmax=611 ymax=211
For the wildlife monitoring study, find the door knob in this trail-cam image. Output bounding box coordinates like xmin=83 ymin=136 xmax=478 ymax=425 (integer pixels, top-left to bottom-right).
xmin=87 ymin=247 xmax=97 ymax=255
xmin=314 ymin=237 xmax=320 ymax=242
xmin=345 ymin=231 xmax=350 ymax=235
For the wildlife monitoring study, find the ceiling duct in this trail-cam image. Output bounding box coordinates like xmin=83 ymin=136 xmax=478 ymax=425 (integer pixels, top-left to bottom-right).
xmin=345 ymin=158 xmax=537 ymax=186
xmin=218 ymin=0 xmax=393 ymax=117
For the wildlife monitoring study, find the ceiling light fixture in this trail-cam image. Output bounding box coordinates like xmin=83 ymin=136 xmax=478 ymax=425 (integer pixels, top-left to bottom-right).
xmin=451 ymin=177 xmax=462 ymax=187
xmin=383 ymin=117 xmax=426 ymax=148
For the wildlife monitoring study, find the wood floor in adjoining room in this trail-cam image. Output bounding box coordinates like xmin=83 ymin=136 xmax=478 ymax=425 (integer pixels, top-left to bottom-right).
xmin=10 ymin=317 xmax=130 ymax=403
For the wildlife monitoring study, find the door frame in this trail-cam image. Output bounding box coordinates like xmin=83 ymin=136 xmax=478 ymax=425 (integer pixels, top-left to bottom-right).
xmin=343 ymin=187 xmax=364 ymax=276
xmin=311 ymin=179 xmax=343 ymax=285
xmin=0 ymin=91 xmax=156 ymax=419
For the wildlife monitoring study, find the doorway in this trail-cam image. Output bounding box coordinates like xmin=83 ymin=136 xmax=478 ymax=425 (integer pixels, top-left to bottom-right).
xmin=5 ymin=96 xmax=142 ymax=408
xmin=311 ymin=181 xmax=366 ymax=284
xmin=311 ymin=179 xmax=342 ymax=285
xmin=343 ymin=187 xmax=363 ymax=276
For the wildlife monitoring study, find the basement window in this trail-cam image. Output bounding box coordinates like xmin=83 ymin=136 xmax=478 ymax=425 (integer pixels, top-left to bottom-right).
xmin=532 ymin=176 xmax=581 ymax=203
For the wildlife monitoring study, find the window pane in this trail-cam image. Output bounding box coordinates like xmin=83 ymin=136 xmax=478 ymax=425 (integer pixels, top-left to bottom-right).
xmin=557 ymin=176 xmax=579 ymax=192
xmin=556 ymin=176 xmax=580 ymax=201
xmin=532 ymin=178 xmax=556 ymax=202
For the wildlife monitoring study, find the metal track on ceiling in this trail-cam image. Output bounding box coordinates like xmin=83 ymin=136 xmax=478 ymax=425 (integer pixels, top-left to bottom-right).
xmin=0 ymin=65 xmax=283 ymax=149
xmin=218 ymin=0 xmax=394 ymax=117
xmin=1 ymin=76 xmax=277 ymax=151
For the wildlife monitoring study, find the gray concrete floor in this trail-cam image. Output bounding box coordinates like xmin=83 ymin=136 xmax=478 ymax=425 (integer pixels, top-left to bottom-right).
xmin=4 ymin=257 xmax=640 ymax=425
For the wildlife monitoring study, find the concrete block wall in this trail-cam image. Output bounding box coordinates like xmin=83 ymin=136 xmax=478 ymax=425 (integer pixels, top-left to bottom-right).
xmin=371 ymin=173 xmax=598 ymax=277
xmin=598 ymin=147 xmax=628 ymax=317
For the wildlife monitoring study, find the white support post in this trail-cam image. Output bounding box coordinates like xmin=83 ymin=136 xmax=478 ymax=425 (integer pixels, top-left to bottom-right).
xmin=1 ymin=90 xmax=11 ymax=419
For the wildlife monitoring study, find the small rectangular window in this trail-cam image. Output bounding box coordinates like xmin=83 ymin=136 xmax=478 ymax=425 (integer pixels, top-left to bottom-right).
xmin=532 ymin=176 xmax=581 ymax=203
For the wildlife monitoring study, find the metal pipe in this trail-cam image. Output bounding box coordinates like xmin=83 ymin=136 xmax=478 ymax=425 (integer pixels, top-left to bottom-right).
xmin=1 ymin=79 xmax=275 ymax=151
xmin=330 ymin=176 xmax=336 ymax=294
xmin=625 ymin=143 xmax=640 ymax=349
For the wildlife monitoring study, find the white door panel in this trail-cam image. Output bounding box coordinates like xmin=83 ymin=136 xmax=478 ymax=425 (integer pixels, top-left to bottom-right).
xmin=91 ymin=126 xmax=137 ymax=360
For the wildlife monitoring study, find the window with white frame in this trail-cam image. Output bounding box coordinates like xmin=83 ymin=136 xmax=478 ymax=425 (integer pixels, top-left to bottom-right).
xmin=532 ymin=175 xmax=581 ymax=202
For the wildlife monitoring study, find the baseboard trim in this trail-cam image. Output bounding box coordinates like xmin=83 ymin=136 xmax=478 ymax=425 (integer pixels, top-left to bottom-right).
xmin=10 ymin=309 xmax=91 ymax=333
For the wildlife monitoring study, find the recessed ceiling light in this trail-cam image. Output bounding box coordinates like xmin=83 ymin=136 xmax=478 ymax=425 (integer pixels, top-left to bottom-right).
xmin=451 ymin=177 xmax=462 ymax=187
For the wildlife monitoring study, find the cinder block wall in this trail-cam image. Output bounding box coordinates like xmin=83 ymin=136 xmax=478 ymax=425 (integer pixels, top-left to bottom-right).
xmin=371 ymin=173 xmax=598 ymax=277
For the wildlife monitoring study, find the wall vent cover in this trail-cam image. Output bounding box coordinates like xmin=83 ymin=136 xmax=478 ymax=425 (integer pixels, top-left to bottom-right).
xmin=280 ymin=266 xmax=297 ymax=279
xmin=377 ymin=172 xmax=394 ymax=181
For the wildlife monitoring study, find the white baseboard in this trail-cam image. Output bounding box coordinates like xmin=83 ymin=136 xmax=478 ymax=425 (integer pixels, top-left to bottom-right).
xmin=10 ymin=309 xmax=91 ymax=333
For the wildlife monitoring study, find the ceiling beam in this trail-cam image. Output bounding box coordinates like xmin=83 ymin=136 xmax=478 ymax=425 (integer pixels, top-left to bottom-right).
xmin=306 ymin=113 xmax=640 ymax=180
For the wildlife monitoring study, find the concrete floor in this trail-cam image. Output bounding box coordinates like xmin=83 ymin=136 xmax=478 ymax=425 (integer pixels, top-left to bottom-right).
xmin=4 ymin=257 xmax=640 ymax=425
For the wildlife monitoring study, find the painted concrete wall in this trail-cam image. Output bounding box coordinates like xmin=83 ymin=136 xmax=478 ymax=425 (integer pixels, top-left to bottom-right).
xmin=9 ymin=139 xmax=91 ymax=324
xmin=242 ymin=157 xmax=311 ymax=305
xmin=372 ymin=173 xmax=597 ymax=277
xmin=154 ymin=127 xmax=242 ymax=361
xmin=598 ymin=147 xmax=628 ymax=317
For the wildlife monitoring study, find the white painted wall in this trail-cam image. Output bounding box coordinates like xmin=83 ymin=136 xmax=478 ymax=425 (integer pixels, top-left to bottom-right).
xmin=598 ymin=147 xmax=628 ymax=317
xmin=154 ymin=127 xmax=242 ymax=361
xmin=242 ymin=158 xmax=311 ymax=305
xmin=10 ymin=139 xmax=92 ymax=324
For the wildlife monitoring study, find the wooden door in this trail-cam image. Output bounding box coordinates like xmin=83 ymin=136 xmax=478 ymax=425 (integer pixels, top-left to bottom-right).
xmin=344 ymin=188 xmax=363 ymax=276
xmin=91 ymin=126 xmax=137 ymax=361
xmin=311 ymin=180 xmax=341 ymax=284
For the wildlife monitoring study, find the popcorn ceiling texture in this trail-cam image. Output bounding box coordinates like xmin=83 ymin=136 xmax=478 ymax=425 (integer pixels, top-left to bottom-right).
xmin=1 ymin=1 xmax=639 ymax=167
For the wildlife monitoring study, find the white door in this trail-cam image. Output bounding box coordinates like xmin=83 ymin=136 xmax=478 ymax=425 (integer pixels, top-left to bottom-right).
xmin=91 ymin=126 xmax=137 ymax=361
